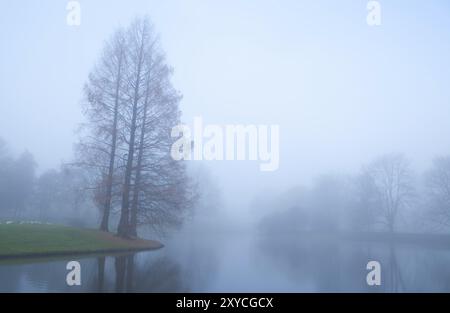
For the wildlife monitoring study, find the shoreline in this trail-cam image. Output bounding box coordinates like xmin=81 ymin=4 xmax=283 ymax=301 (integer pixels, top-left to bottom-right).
xmin=0 ymin=245 xmax=163 ymax=260
xmin=0 ymin=223 xmax=163 ymax=260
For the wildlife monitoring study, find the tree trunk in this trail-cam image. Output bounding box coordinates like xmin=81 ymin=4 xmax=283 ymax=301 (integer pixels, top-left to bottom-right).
xmin=117 ymin=34 xmax=145 ymax=238
xmin=117 ymin=98 xmax=138 ymax=237
xmin=129 ymin=90 xmax=149 ymax=237
xmin=100 ymin=53 xmax=123 ymax=232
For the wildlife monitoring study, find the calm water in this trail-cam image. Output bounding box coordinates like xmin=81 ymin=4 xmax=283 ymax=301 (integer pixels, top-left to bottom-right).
xmin=1 ymin=232 xmax=450 ymax=292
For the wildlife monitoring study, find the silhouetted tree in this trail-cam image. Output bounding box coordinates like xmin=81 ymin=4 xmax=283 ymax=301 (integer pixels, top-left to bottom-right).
xmin=116 ymin=17 xmax=194 ymax=238
xmin=78 ymin=28 xmax=127 ymax=231
xmin=77 ymin=17 xmax=194 ymax=238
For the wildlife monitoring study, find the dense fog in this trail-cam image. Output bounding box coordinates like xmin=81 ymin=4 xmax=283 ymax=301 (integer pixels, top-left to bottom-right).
xmin=1 ymin=0 xmax=450 ymax=292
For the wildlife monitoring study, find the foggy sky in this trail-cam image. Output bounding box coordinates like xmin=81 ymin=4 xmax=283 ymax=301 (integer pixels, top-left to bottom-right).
xmin=1 ymin=0 xmax=450 ymax=217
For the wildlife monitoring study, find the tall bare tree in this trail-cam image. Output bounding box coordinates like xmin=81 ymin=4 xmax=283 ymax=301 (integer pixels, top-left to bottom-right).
xmin=116 ymin=18 xmax=152 ymax=237
xmin=79 ymin=17 xmax=194 ymax=238
xmin=128 ymin=48 xmax=190 ymax=236
xmin=118 ymin=18 xmax=194 ymax=238
xmin=78 ymin=28 xmax=127 ymax=231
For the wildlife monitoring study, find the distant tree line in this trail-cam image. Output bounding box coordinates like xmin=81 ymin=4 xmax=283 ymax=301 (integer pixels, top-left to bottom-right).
xmin=0 ymin=138 xmax=96 ymax=225
xmin=259 ymin=153 xmax=450 ymax=234
xmin=0 ymin=138 xmax=35 ymax=219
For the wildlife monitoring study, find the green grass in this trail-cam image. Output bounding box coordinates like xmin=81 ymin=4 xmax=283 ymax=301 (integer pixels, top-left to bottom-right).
xmin=0 ymin=223 xmax=162 ymax=258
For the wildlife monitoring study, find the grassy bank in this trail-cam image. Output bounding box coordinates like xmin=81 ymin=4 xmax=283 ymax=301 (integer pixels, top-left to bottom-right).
xmin=0 ymin=223 xmax=163 ymax=259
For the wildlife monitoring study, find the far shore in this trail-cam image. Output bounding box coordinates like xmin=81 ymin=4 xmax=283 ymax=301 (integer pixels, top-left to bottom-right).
xmin=261 ymin=229 xmax=450 ymax=249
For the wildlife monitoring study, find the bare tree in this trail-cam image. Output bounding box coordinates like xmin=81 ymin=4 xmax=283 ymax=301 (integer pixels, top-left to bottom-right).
xmin=116 ymin=18 xmax=153 ymax=238
xmin=425 ymin=156 xmax=450 ymax=228
xmin=118 ymin=18 xmax=194 ymax=238
xmin=363 ymin=154 xmax=415 ymax=233
xmin=78 ymin=28 xmax=127 ymax=231
xmin=128 ymin=47 xmax=193 ymax=236
xmin=78 ymin=17 xmax=195 ymax=238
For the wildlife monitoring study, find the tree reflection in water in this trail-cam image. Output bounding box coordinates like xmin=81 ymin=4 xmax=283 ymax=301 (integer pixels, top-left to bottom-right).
xmin=93 ymin=253 xmax=189 ymax=292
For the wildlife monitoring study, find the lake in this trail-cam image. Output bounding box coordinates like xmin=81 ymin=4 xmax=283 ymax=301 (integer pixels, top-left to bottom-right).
xmin=1 ymin=231 xmax=450 ymax=292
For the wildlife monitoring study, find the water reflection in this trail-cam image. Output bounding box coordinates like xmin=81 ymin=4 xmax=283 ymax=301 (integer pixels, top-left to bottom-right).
xmin=257 ymin=234 xmax=450 ymax=292
xmin=97 ymin=257 xmax=105 ymax=292
xmin=1 ymin=233 xmax=450 ymax=292
xmin=109 ymin=254 xmax=189 ymax=292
